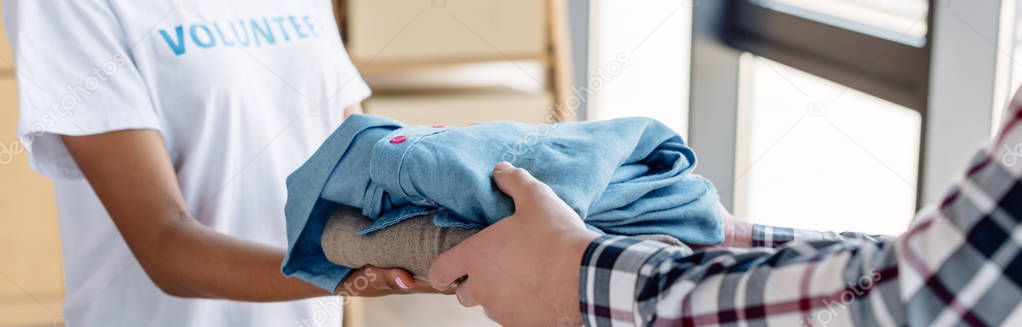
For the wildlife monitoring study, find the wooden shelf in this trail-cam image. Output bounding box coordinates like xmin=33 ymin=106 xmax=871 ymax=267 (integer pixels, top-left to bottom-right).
xmin=337 ymin=0 xmax=574 ymax=122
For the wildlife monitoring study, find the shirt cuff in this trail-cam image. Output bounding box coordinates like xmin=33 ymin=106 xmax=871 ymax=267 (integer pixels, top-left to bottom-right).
xmin=750 ymin=224 xmax=798 ymax=248
xmin=751 ymin=224 xmax=888 ymax=248
xmin=578 ymin=236 xmax=672 ymax=326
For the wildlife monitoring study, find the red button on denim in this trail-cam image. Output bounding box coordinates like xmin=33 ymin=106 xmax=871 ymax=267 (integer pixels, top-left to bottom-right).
xmin=389 ymin=136 xmax=407 ymax=144
xmin=432 ymin=124 xmax=445 ymax=128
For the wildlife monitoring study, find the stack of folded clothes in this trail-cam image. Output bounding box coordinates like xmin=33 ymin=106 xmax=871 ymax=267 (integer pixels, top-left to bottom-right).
xmin=282 ymin=114 xmax=723 ymax=291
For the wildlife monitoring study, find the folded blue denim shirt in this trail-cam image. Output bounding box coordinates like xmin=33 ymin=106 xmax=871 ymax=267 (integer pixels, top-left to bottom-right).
xmin=282 ymin=114 xmax=723 ymax=291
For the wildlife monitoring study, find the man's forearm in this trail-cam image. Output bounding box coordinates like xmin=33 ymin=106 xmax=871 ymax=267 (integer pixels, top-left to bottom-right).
xmin=579 ymin=235 xmax=900 ymax=326
xmin=578 ymin=219 xmax=900 ymax=326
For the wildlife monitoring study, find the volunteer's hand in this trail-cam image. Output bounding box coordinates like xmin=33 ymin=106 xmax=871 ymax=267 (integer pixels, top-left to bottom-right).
xmin=337 ymin=266 xmax=452 ymax=297
xmin=428 ymin=162 xmax=600 ymax=326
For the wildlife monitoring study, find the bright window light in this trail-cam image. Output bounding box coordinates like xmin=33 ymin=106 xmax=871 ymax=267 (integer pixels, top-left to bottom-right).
xmin=734 ymin=55 xmax=920 ymax=236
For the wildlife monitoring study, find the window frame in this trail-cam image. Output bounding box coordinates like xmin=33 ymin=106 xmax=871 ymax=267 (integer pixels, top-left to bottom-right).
xmin=729 ymin=0 xmax=932 ymax=111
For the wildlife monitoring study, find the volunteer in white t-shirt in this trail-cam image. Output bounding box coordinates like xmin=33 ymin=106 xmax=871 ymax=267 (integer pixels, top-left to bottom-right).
xmin=3 ymin=1 xmax=443 ymax=326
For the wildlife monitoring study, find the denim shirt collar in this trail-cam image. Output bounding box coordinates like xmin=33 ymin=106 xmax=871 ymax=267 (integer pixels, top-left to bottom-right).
xmin=365 ymin=126 xmax=447 ymax=214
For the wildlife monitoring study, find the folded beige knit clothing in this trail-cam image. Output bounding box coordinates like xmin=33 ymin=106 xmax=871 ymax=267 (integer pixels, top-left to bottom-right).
xmin=321 ymin=207 xmax=684 ymax=277
xmin=322 ymin=207 xmax=476 ymax=277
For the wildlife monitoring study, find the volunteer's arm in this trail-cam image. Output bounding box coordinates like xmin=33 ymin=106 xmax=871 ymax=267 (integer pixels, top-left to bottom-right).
xmin=62 ymin=116 xmax=433 ymax=301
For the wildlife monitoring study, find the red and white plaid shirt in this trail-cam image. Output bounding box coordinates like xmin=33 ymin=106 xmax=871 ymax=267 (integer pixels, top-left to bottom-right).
xmin=579 ymin=99 xmax=1022 ymax=326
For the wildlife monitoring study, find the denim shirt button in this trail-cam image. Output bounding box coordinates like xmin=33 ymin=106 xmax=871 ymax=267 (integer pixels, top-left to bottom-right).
xmin=432 ymin=124 xmax=445 ymax=128
xmin=389 ymin=135 xmax=408 ymax=144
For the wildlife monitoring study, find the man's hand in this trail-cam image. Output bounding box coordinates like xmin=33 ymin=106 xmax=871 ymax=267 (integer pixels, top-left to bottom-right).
xmin=337 ymin=266 xmax=452 ymax=297
xmin=721 ymin=211 xmax=753 ymax=248
xmin=692 ymin=205 xmax=751 ymax=250
xmin=428 ymin=162 xmax=600 ymax=326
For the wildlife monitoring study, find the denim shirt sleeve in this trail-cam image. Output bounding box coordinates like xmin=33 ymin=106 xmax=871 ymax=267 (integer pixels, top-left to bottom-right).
xmin=280 ymin=115 xmax=403 ymax=292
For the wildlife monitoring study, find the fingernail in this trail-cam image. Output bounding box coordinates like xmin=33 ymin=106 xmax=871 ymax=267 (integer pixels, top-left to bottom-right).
xmin=395 ymin=277 xmax=410 ymax=289
xmin=495 ymin=161 xmax=514 ymax=172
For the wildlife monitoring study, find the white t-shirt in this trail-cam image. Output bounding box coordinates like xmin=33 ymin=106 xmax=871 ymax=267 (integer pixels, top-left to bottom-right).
xmin=4 ymin=1 xmax=370 ymax=326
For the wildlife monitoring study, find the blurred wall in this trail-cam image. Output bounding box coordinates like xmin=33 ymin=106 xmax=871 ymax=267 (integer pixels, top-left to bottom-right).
xmin=0 ymin=5 xmax=67 ymax=327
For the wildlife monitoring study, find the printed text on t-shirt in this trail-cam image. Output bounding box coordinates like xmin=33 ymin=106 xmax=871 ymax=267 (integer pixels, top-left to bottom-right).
xmin=158 ymin=15 xmax=321 ymax=56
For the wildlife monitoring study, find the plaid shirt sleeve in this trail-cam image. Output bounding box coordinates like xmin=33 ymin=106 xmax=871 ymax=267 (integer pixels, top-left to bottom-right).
xmin=579 ymin=106 xmax=1022 ymax=326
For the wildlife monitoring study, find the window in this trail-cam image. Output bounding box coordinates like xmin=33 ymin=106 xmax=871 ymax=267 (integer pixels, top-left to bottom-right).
xmin=688 ymin=0 xmax=960 ymax=234
xmin=734 ymin=56 xmax=920 ymax=234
